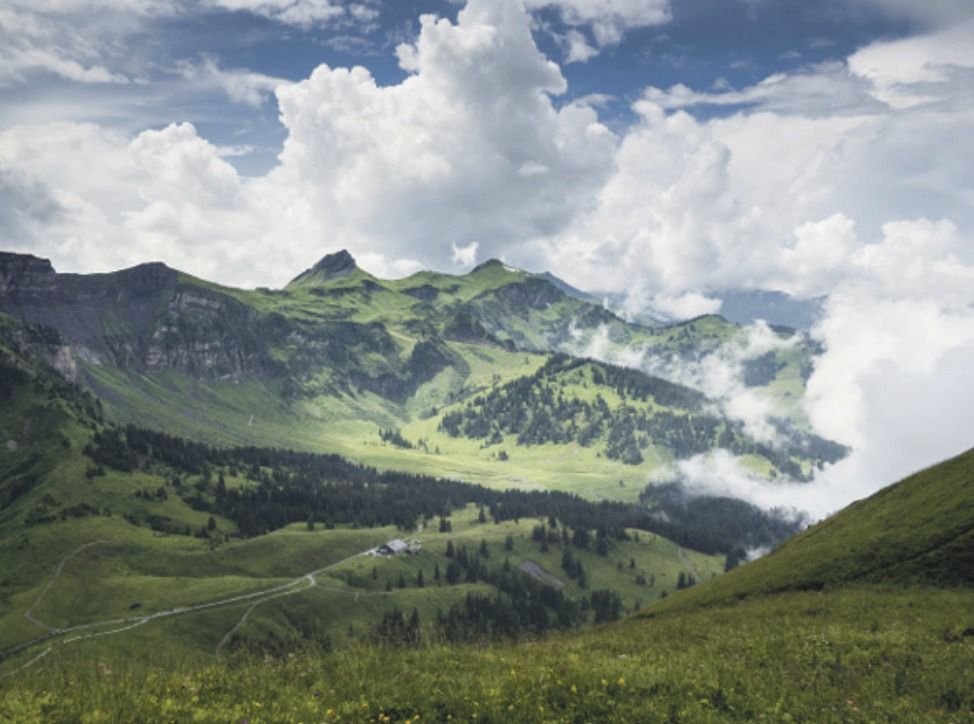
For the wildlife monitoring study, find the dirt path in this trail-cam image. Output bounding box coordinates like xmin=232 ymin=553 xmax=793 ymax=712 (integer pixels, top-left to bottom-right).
xmin=1 ymin=545 xmax=373 ymax=673
xmin=24 ymin=540 xmax=112 ymax=633
xmin=2 ymin=527 xmax=434 ymax=677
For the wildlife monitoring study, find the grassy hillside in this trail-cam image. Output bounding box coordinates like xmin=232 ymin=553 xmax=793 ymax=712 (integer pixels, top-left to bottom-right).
xmin=2 ymin=586 xmax=972 ymax=721
xmin=647 ymin=446 xmax=974 ymax=615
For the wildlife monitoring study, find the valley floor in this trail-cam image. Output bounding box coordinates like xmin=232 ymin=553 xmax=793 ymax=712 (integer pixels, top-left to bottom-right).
xmin=2 ymin=586 xmax=972 ymax=722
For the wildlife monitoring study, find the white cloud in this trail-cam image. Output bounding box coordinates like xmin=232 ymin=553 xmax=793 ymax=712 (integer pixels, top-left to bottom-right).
xmin=451 ymin=240 xmax=480 ymax=267
xmin=526 ymin=0 xmax=670 ymax=49
xmin=559 ymin=29 xmax=599 ymax=64
xmin=205 ymin=0 xmax=344 ymax=27
xmin=848 ymin=18 xmax=974 ymax=108
xmin=650 ymin=291 xmax=722 ymax=320
xmin=267 ymin=0 xmax=616 ymax=271
xmin=176 ymin=55 xmax=289 ymax=107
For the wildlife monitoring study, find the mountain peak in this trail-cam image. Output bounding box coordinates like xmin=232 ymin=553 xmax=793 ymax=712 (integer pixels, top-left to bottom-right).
xmin=289 ymin=250 xmax=358 ymax=287
xmin=470 ymin=259 xmax=521 ymax=275
xmin=313 ymin=249 xmax=356 ymax=276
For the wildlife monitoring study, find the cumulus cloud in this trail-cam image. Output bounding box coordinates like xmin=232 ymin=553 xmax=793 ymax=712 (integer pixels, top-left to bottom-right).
xmin=267 ymin=0 xmax=616 ymax=272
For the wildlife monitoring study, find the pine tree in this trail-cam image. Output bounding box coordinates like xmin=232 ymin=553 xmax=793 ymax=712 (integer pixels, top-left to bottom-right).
xmin=416 ymin=569 xmax=425 ymax=588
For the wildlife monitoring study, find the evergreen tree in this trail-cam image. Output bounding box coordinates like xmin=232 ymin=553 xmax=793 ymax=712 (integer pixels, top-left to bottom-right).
xmin=416 ymin=569 xmax=425 ymax=588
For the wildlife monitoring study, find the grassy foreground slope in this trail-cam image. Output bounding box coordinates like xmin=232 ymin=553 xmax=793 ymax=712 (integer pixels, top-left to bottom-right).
xmin=3 ymin=447 xmax=973 ymax=721
xmin=648 ymin=445 xmax=974 ymax=614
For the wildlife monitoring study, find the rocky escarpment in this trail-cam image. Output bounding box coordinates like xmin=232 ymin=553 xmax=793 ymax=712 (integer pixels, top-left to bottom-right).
xmin=143 ymin=288 xmax=284 ymax=379
xmin=0 ymin=253 xmax=57 ymax=295
xmin=0 ymin=253 xmax=281 ymax=380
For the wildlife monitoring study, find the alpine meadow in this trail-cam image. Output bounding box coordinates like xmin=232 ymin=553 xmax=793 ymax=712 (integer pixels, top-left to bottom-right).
xmin=1 ymin=0 xmax=973 ymax=721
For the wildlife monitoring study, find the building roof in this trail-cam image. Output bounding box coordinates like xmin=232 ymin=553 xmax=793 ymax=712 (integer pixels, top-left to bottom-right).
xmin=387 ymin=539 xmax=408 ymax=553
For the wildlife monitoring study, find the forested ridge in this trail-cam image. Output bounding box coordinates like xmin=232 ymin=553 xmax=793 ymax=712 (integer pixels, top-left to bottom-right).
xmin=439 ymin=354 xmax=846 ymax=477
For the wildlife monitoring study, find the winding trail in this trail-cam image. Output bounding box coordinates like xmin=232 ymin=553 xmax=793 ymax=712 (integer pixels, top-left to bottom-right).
xmin=1 ymin=543 xmax=382 ymax=675
xmin=24 ymin=540 xmax=112 ymax=633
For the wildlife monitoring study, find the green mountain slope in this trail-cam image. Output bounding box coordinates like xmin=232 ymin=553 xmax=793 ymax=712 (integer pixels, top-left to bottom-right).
xmin=0 ymin=250 xmax=835 ymax=500
xmin=649 ymin=446 xmax=974 ymax=614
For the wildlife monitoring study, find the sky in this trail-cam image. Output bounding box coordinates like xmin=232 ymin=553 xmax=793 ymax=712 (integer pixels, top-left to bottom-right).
xmin=2 ymin=0 xmax=974 ymax=516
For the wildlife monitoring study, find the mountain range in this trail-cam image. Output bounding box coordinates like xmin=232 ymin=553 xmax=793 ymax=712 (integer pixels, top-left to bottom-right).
xmin=0 ymin=249 xmax=842 ymax=500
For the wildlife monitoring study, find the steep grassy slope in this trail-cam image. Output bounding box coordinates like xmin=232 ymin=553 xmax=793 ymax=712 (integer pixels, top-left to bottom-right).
xmin=647 ymin=445 xmax=974 ymax=614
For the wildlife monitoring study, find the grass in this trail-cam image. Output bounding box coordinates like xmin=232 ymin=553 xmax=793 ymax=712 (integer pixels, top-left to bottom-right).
xmin=647 ymin=445 xmax=974 ymax=615
xmin=2 ymin=586 xmax=971 ymax=722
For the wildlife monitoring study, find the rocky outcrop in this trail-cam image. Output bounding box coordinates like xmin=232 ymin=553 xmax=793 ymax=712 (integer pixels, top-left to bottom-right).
xmin=288 ymin=250 xmax=359 ymax=287
xmin=143 ymin=288 xmax=277 ymax=379
xmin=0 ymin=253 xmax=282 ymax=380
xmin=0 ymin=253 xmax=57 ymax=294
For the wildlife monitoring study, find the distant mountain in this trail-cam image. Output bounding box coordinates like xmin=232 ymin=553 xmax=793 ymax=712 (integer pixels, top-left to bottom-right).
xmin=0 ymin=249 xmax=836 ymax=494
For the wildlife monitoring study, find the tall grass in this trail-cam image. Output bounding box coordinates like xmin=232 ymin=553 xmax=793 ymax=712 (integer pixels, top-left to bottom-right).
xmin=3 ymin=586 xmax=972 ymax=722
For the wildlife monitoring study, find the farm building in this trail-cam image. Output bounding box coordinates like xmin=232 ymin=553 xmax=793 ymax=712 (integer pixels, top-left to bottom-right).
xmin=371 ymin=539 xmax=422 ymax=556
